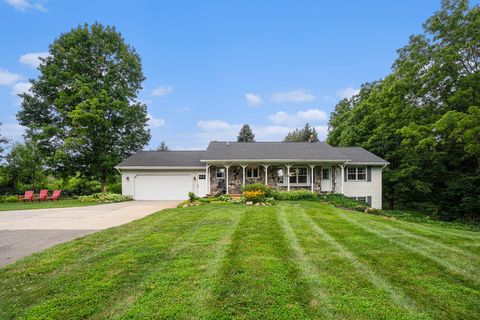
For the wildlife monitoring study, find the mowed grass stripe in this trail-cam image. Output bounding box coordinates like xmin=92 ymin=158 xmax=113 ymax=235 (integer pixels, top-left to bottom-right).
xmin=301 ymin=202 xmax=479 ymax=319
xmin=112 ymin=205 xmax=243 ymax=319
xmin=277 ymin=206 xmax=337 ymax=319
xmin=352 ymin=217 xmax=480 ymax=263
xmin=0 ymin=207 xmax=224 ymax=320
xmin=283 ymin=203 xmax=424 ymax=319
xmin=210 ymin=205 xmax=314 ymax=319
xmin=334 ymin=211 xmax=480 ymax=284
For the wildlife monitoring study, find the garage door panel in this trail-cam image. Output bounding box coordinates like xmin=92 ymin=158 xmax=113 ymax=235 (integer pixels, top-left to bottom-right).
xmin=134 ymin=175 xmax=193 ymax=200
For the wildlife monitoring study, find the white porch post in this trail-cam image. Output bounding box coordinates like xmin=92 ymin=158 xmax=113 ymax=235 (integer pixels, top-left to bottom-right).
xmin=225 ymin=163 xmax=231 ymax=194
xmin=340 ymin=163 xmax=346 ymax=194
xmin=241 ymin=164 xmax=247 ymax=187
xmin=309 ymin=164 xmax=315 ymax=192
xmin=205 ymin=163 xmax=211 ymax=195
xmin=286 ymin=164 xmax=292 ymax=191
xmin=262 ymin=164 xmax=270 ymax=185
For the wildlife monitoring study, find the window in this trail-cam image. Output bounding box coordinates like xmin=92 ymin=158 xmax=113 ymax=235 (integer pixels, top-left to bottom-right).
xmin=246 ymin=167 xmax=259 ymax=178
xmin=347 ymin=166 xmax=367 ymax=181
xmin=322 ymin=168 xmax=330 ymax=180
xmin=357 ymin=196 xmax=366 ymax=202
xmin=276 ymin=169 xmax=284 ymax=184
xmin=199 ymin=174 xmax=206 ymax=180
xmin=216 ymin=168 xmax=225 ymax=179
xmin=289 ymin=167 xmax=308 ymax=184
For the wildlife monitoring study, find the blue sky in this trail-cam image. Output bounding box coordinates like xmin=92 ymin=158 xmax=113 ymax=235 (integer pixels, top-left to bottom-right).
xmin=0 ymin=0 xmax=466 ymax=149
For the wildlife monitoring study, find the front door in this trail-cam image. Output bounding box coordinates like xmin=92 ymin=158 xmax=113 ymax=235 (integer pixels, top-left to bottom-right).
xmin=197 ymin=173 xmax=207 ymax=197
xmin=321 ymin=168 xmax=332 ymax=192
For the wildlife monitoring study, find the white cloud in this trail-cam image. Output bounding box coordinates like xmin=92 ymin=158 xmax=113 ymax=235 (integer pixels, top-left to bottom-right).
xmin=147 ymin=114 xmax=166 ymax=128
xmin=271 ymin=89 xmax=316 ymax=103
xmin=19 ymin=52 xmax=49 ymax=68
xmin=6 ymin=0 xmax=46 ymax=12
xmin=0 ymin=69 xmax=22 ymax=86
xmin=152 ymin=86 xmax=174 ymax=97
xmin=297 ymin=108 xmax=327 ymax=121
xmin=268 ymin=111 xmax=295 ymax=125
xmin=0 ymin=123 xmax=25 ymax=142
xmin=11 ymin=81 xmax=31 ymax=95
xmin=245 ymin=93 xmax=263 ymax=106
xmin=268 ymin=108 xmax=327 ymax=125
xmin=336 ymin=86 xmax=360 ymax=99
xmin=197 ymin=120 xmax=235 ymax=131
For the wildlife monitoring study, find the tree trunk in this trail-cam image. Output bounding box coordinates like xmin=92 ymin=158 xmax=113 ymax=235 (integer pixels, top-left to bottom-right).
xmin=101 ymin=172 xmax=107 ymax=193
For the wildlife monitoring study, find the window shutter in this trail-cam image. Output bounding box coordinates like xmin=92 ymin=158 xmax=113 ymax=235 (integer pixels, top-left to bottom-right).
xmin=367 ymin=196 xmax=372 ymax=207
xmin=367 ymin=166 xmax=371 ymax=182
xmin=344 ymin=167 xmax=347 ymax=182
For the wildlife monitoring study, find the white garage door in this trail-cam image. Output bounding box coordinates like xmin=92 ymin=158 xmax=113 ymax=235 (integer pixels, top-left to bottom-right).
xmin=134 ymin=175 xmax=193 ymax=200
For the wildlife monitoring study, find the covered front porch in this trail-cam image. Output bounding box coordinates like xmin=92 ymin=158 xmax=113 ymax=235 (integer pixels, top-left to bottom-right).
xmin=204 ymin=162 xmax=347 ymax=195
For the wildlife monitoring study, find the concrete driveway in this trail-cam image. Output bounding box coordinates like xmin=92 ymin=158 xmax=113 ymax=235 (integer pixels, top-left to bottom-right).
xmin=0 ymin=201 xmax=178 ymax=267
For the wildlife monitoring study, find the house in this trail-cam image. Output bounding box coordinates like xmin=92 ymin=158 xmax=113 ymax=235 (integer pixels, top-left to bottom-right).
xmin=115 ymin=141 xmax=389 ymax=208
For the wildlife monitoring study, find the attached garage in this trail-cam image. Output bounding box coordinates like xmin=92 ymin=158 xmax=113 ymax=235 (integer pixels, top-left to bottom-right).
xmin=134 ymin=175 xmax=195 ymax=200
xmin=116 ymin=151 xmax=207 ymax=200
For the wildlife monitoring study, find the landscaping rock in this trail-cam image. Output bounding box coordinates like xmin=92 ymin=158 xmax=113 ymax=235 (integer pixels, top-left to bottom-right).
xmin=246 ymin=201 xmax=253 ymax=205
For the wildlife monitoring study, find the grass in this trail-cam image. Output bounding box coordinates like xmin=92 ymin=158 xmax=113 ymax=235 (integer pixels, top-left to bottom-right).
xmin=0 ymin=199 xmax=102 ymax=211
xmin=0 ymin=201 xmax=479 ymax=319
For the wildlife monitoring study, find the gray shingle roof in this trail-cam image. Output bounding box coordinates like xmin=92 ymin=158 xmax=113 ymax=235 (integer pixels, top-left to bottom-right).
xmin=201 ymin=141 xmax=349 ymax=161
xmin=337 ymin=147 xmax=388 ymax=164
xmin=116 ymin=143 xmax=388 ymax=167
xmin=116 ymin=150 xmax=205 ymax=167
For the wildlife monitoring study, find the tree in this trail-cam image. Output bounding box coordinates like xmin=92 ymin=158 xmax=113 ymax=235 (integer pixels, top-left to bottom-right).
xmin=0 ymin=122 xmax=8 ymax=158
xmin=17 ymin=23 xmax=150 ymax=192
xmin=4 ymin=140 xmax=45 ymax=190
xmin=157 ymin=141 xmax=169 ymax=151
xmin=327 ymin=0 xmax=480 ymax=219
xmin=284 ymin=123 xmax=319 ymax=142
xmin=237 ymin=124 xmax=255 ymax=142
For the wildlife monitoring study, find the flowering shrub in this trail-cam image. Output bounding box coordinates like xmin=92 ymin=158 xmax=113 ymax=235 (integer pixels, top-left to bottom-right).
xmin=78 ymin=192 xmax=132 ymax=203
xmin=243 ymin=190 xmax=265 ymax=203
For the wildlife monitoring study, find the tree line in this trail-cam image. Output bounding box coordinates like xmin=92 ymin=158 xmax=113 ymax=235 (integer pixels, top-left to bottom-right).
xmin=327 ymin=0 xmax=479 ymax=220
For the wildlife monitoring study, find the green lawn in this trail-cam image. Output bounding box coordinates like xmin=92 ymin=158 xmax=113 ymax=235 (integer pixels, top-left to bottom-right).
xmin=0 ymin=199 xmax=102 ymax=211
xmin=0 ymin=202 xmax=479 ymax=319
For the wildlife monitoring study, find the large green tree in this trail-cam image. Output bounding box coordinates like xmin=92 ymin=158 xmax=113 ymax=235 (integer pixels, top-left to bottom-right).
xmin=327 ymin=0 xmax=480 ymax=219
xmin=4 ymin=140 xmax=45 ymax=190
xmin=237 ymin=124 xmax=255 ymax=142
xmin=0 ymin=122 xmax=8 ymax=158
xmin=284 ymin=123 xmax=319 ymax=142
xmin=17 ymin=23 xmax=150 ymax=192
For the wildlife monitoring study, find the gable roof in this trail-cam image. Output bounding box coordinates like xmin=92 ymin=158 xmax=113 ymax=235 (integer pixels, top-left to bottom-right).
xmin=116 ymin=150 xmax=204 ymax=168
xmin=116 ymin=142 xmax=388 ymax=168
xmin=201 ymin=141 xmax=349 ymax=162
xmin=336 ymin=147 xmax=388 ymax=164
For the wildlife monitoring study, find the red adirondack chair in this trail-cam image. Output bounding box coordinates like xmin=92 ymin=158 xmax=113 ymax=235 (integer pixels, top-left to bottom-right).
xmin=19 ymin=191 xmax=34 ymax=202
xmin=38 ymin=189 xmax=48 ymax=201
xmin=46 ymin=190 xmax=61 ymax=201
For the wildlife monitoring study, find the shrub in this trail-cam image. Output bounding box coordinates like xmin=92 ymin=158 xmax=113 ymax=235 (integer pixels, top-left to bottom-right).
xmin=319 ymin=193 xmax=368 ymax=212
xmin=78 ymin=192 xmax=132 ymax=203
xmin=243 ymin=190 xmax=265 ymax=203
xmin=188 ymin=192 xmax=197 ymax=202
xmin=1 ymin=196 xmax=18 ymax=203
xmin=271 ymin=190 xmax=318 ymax=201
xmin=217 ymin=194 xmax=232 ymax=202
xmin=265 ymin=197 xmax=276 ymax=205
xmin=242 ymin=183 xmax=272 ymax=197
xmin=108 ymin=183 xmax=122 ymax=194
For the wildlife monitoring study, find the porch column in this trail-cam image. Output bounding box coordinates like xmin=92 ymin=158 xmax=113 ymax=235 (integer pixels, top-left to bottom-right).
xmin=286 ymin=164 xmax=292 ymax=191
xmin=339 ymin=163 xmax=346 ymax=194
xmin=205 ymin=163 xmax=211 ymax=195
xmin=262 ymin=164 xmax=270 ymax=185
xmin=225 ymin=163 xmax=231 ymax=194
xmin=240 ymin=164 xmax=247 ymax=187
xmin=309 ymin=164 xmax=315 ymax=192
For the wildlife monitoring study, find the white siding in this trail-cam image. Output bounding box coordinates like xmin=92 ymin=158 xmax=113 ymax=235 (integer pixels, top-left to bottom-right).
xmin=335 ymin=166 xmax=383 ymax=209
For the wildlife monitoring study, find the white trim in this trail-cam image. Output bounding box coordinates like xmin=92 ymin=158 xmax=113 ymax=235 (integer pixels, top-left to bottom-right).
xmin=116 ymin=166 xmax=206 ymax=170
xmin=201 ymin=159 xmax=351 ymax=163
xmin=346 ymin=166 xmax=367 ymax=182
